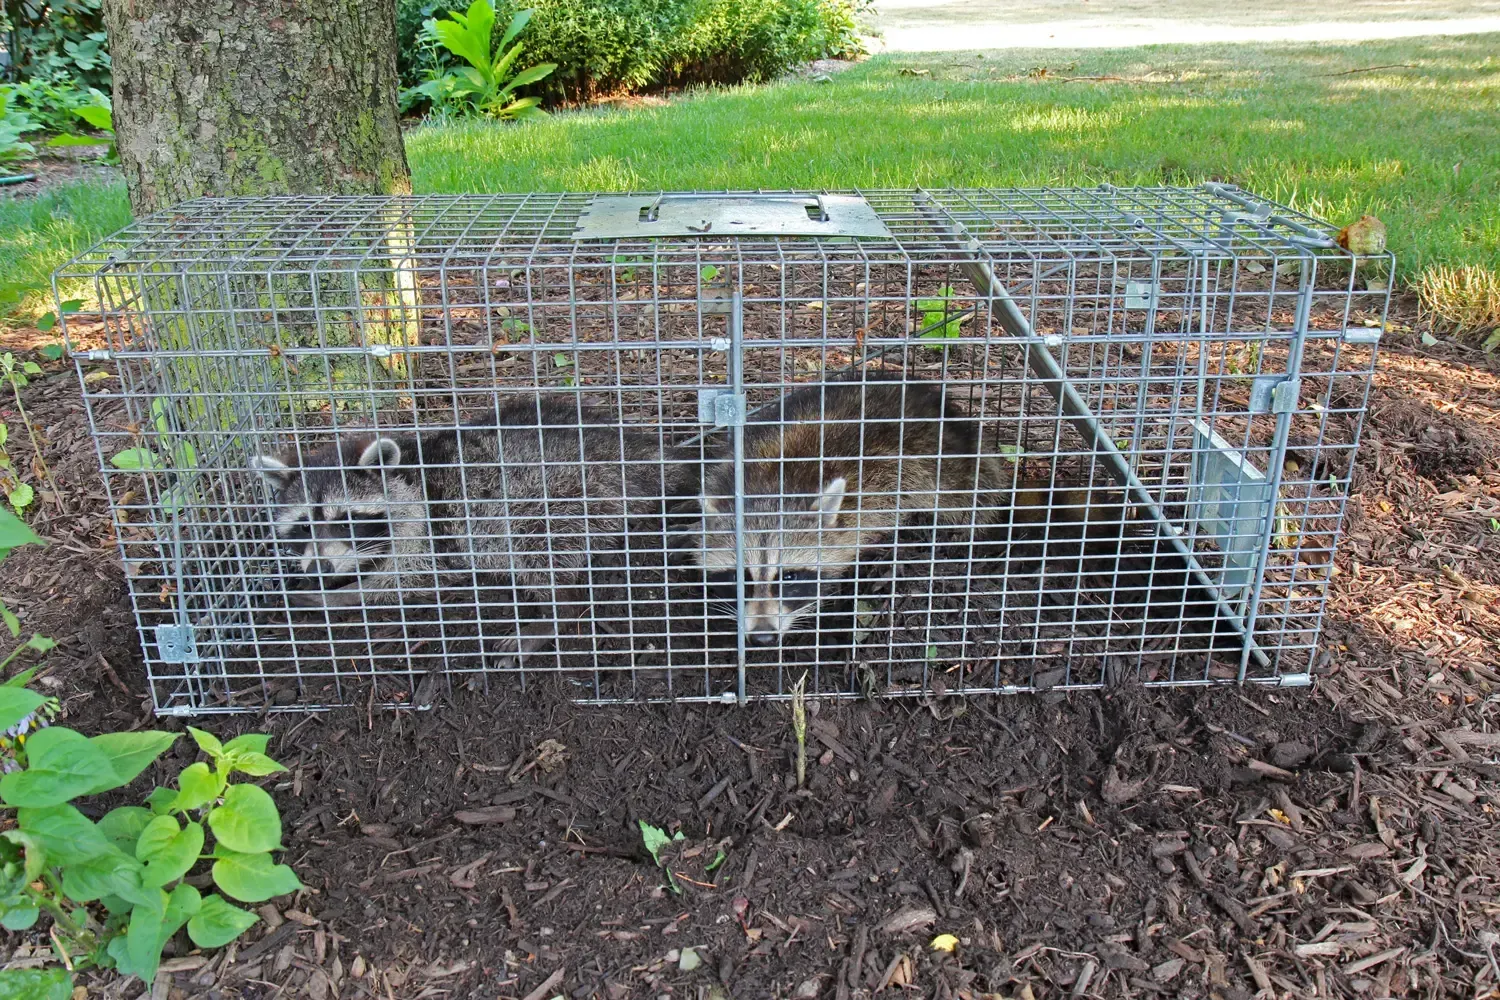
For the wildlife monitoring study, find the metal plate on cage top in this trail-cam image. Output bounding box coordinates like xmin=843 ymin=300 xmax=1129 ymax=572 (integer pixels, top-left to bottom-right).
xmin=573 ymin=193 xmax=894 ymax=240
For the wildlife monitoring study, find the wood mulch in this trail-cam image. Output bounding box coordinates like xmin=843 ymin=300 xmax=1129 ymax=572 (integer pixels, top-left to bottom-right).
xmin=0 ymin=309 xmax=1497 ymax=999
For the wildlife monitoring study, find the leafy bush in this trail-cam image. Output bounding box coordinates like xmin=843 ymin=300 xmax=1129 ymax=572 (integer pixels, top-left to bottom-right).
xmin=0 ymin=529 xmax=302 ymax=992
xmin=4 ymin=77 xmax=105 ymax=134
xmin=0 ymin=702 xmax=301 ymax=987
xmin=401 ymin=2 xmax=557 ymax=120
xmin=1 ymin=0 xmax=111 ymax=91
xmin=0 ymin=85 xmax=40 ymax=164
xmin=397 ymin=0 xmax=869 ymax=103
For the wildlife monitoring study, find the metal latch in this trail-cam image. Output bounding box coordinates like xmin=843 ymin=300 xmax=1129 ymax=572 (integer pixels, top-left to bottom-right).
xmin=698 ymin=388 xmax=746 ymax=428
xmin=154 ymin=624 xmax=200 ymax=664
xmin=1247 ymin=376 xmax=1302 ymax=415
xmin=574 ymin=193 xmax=894 ymax=240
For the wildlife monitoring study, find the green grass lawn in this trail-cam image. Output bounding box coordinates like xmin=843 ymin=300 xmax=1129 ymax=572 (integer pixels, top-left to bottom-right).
xmin=6 ymin=33 xmax=1499 ymax=328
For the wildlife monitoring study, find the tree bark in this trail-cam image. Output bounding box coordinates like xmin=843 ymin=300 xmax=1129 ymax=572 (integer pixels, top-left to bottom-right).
xmin=102 ymin=0 xmax=411 ymax=215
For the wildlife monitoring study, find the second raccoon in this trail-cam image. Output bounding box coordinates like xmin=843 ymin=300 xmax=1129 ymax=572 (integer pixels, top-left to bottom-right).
xmin=691 ymin=374 xmax=1233 ymax=648
xmin=692 ymin=374 xmax=1004 ymax=643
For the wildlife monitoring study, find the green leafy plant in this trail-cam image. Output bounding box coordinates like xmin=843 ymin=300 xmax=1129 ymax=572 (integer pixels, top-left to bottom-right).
xmin=638 ymin=819 xmax=685 ymax=893
xmin=2 ymin=0 xmax=112 ymax=90
xmin=0 ymin=86 xmax=41 ymax=164
xmin=0 ymin=508 xmax=54 ymax=681
xmin=0 ymin=702 xmax=301 ymax=990
xmin=400 ymin=2 xmax=556 ymax=120
xmin=790 ymin=671 xmax=807 ymax=788
xmin=915 ymin=285 xmax=967 ymax=345
xmin=3 ymin=78 xmax=105 ymax=135
xmin=46 ymin=93 xmax=115 ymax=163
xmin=0 ymin=352 xmax=53 ymax=515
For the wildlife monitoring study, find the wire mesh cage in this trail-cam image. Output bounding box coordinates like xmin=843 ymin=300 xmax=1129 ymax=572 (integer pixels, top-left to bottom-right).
xmin=57 ymin=186 xmax=1390 ymax=715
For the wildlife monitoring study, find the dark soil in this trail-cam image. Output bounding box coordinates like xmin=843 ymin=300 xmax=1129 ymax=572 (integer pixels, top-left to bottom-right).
xmin=2 ymin=311 xmax=1499 ymax=999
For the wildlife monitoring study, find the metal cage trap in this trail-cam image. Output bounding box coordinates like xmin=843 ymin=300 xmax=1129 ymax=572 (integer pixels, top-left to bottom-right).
xmin=56 ymin=186 xmax=1390 ymax=715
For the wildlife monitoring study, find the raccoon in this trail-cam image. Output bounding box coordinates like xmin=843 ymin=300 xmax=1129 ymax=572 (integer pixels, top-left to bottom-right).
xmin=692 ymin=373 xmax=1238 ymax=649
xmin=692 ymin=373 xmax=1005 ymax=643
xmin=252 ymin=396 xmax=701 ymax=657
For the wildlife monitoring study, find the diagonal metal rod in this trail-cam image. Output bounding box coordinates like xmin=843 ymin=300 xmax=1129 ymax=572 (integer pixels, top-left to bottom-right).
xmin=913 ymin=190 xmax=1271 ymax=672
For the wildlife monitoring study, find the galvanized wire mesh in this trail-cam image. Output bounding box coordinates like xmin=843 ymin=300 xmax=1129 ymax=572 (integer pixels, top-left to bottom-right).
xmin=57 ymin=186 xmax=1389 ymax=715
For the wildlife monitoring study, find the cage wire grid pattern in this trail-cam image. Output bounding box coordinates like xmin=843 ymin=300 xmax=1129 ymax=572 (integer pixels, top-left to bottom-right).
xmin=56 ymin=186 xmax=1389 ymax=716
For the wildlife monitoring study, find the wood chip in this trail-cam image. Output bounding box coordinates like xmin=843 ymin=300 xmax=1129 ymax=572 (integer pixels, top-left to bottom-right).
xmin=1294 ymin=941 xmax=1344 ymax=957
xmin=1439 ymin=781 xmax=1476 ymax=805
xmin=877 ymin=906 xmax=937 ymax=935
xmin=284 ymin=910 xmax=320 ymax=927
xmin=454 ymin=806 xmax=517 ymax=826
xmin=1345 ymin=842 xmax=1389 ymax=860
xmin=1292 ymin=866 xmax=1354 ymax=878
xmin=1343 ymin=947 xmax=1404 ymax=975
xmin=1152 ymin=958 xmax=1185 ymax=983
xmin=520 ymin=967 xmax=565 ymax=1000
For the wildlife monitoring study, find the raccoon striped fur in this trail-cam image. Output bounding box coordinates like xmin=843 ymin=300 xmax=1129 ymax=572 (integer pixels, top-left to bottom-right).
xmin=252 ymin=396 xmax=701 ymax=658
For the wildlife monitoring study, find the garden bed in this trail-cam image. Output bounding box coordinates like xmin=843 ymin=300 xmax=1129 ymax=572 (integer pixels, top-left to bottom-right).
xmin=1 ymin=310 xmax=1498 ymax=997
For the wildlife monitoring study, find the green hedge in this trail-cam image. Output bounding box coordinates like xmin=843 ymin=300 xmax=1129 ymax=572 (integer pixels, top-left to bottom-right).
xmin=398 ymin=0 xmax=868 ymax=102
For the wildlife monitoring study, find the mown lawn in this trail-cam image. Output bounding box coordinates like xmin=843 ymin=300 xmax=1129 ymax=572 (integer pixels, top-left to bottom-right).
xmin=6 ymin=33 xmax=1499 ymax=328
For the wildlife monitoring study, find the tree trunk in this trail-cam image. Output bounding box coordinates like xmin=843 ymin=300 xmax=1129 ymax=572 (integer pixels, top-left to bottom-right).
xmin=102 ymin=0 xmax=411 ymax=215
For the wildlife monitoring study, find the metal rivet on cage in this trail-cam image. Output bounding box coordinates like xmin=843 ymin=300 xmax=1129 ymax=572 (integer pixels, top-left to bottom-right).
xmin=55 ymin=187 xmax=1388 ymax=715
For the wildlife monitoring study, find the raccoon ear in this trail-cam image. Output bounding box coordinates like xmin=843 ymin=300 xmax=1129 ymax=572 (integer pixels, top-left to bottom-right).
xmin=356 ymin=437 xmax=402 ymax=469
xmin=250 ymin=454 xmax=293 ymax=486
xmin=817 ymin=477 xmax=847 ymax=528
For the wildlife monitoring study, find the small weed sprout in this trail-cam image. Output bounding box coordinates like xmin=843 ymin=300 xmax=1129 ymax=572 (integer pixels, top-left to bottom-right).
xmin=915 ymin=285 xmax=966 ymax=346
xmin=0 ymin=352 xmax=55 ymax=515
xmin=791 ymin=671 xmax=808 ymax=788
xmin=638 ymin=819 xmax=685 ymax=893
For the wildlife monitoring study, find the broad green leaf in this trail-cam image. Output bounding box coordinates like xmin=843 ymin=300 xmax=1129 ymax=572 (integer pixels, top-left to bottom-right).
xmin=37 ymin=345 xmax=62 ymax=361
xmin=0 ymin=906 xmax=38 ymax=931
xmin=135 ymin=814 xmax=180 ymax=861
xmin=140 ymin=820 xmax=203 ymax=888
xmin=97 ymin=806 xmax=153 ymax=854
xmin=0 ymin=830 xmax=43 ymax=883
xmin=108 ymin=448 xmax=162 ymax=471
xmin=17 ymin=804 xmax=112 ymax=866
xmin=206 ymin=784 xmax=281 ymax=853
xmin=226 ymin=752 xmax=286 ymax=778
xmin=74 ymin=105 xmax=113 ymax=130
xmin=0 ymin=967 xmax=71 ymax=999
xmin=186 ymin=726 xmax=223 ymax=758
xmin=44 ymin=134 xmax=108 ymax=148
xmin=186 ymin=893 xmax=259 ymax=948
xmin=117 ymin=886 xmax=167 ymax=983
xmin=211 ymin=851 xmax=302 ymax=903
xmin=0 ymin=727 xmax=118 ymax=807
xmin=60 ymin=850 xmax=141 ymax=903
xmin=7 ymin=484 xmax=34 ymax=512
xmin=503 ymin=61 xmax=555 ymax=92
xmin=20 ymin=363 xmax=40 ymax=376
xmin=145 ymin=786 xmax=178 ymax=815
xmin=58 ymin=300 xmax=83 ymax=315
xmin=33 ymin=314 xmax=57 ymax=333
xmin=221 ymin=734 xmax=270 ymax=755
xmin=3 ymin=668 xmax=36 ymax=688
xmin=171 ymin=761 xmax=222 ymax=812
xmin=638 ymin=819 xmax=683 ymax=866
xmin=23 ymin=635 xmax=53 ymax=654
xmin=0 ymin=686 xmax=45 ymax=735
xmin=496 ymin=7 xmax=532 ymax=51
xmin=85 ymin=730 xmax=179 ymax=794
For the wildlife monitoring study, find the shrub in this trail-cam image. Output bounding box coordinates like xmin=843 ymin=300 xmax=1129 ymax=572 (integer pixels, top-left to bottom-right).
xmin=397 ymin=0 xmax=869 ymax=102
xmin=3 ymin=77 xmax=105 ymax=134
xmin=401 ymin=2 xmax=557 ymax=120
xmin=0 ymin=678 xmax=301 ymax=987
xmin=0 ymin=0 xmax=111 ymax=91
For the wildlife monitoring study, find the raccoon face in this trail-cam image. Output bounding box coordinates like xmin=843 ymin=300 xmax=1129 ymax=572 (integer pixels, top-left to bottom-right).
xmin=697 ymin=477 xmax=860 ymax=644
xmin=252 ymin=437 xmax=423 ymax=602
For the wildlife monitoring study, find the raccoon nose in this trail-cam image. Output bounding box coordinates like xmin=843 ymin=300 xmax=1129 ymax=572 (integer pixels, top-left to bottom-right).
xmin=749 ymin=630 xmax=780 ymax=647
